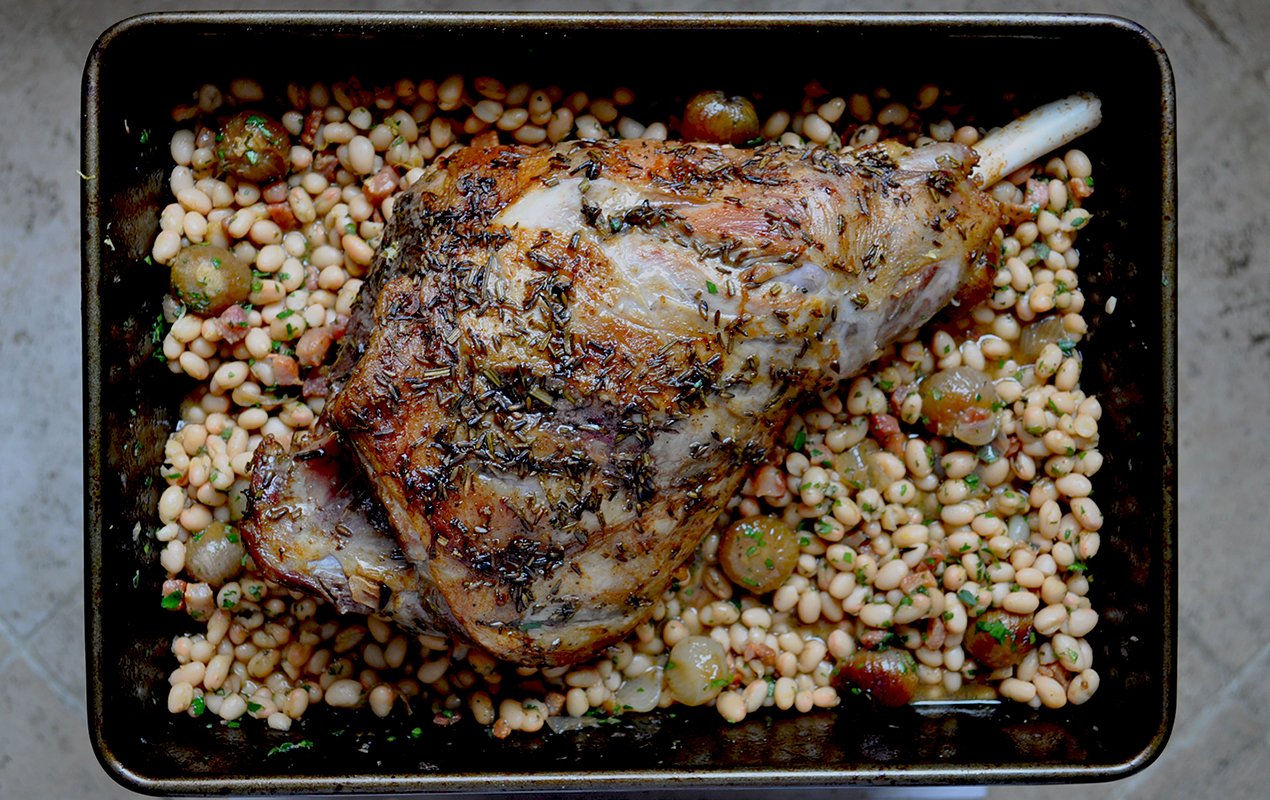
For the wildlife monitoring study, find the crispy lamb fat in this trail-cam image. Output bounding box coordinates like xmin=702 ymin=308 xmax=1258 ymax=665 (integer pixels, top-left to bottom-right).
xmin=248 ymin=137 xmax=1001 ymax=665
xmin=240 ymin=434 xmax=442 ymax=633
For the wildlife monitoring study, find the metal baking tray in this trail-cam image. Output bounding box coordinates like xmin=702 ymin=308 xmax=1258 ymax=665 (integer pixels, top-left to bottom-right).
xmin=83 ymin=11 xmax=1176 ymax=795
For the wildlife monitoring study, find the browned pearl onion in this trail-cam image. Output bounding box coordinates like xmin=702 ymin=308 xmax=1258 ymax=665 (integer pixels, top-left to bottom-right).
xmin=919 ymin=366 xmax=1002 ymax=446
xmin=169 ymin=244 xmax=252 ymax=315
xmin=665 ymin=636 xmax=729 ymax=706
xmin=963 ymin=609 xmax=1037 ymax=669
xmin=717 ymin=515 xmax=800 ymax=594
xmin=185 ymin=521 xmax=246 ymax=587
xmin=681 ymin=91 xmax=761 ymax=146
xmin=218 ymin=111 xmax=291 ymax=183
xmin=833 ymin=648 xmax=919 ymax=707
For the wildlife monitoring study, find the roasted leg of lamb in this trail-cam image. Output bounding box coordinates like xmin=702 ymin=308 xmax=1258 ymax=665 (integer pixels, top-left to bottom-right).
xmin=242 ymin=94 xmax=1101 ymax=666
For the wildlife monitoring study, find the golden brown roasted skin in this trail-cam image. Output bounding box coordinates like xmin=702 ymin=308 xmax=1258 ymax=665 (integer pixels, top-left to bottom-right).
xmin=240 ymin=435 xmax=442 ymax=633
xmin=309 ymin=139 xmax=999 ymax=665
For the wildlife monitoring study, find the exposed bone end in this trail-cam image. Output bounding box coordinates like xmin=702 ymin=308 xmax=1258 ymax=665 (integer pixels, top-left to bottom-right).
xmin=972 ymin=92 xmax=1102 ymax=188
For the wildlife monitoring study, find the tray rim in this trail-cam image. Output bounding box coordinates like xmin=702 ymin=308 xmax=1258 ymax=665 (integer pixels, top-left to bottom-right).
xmin=82 ymin=10 xmax=1177 ymax=795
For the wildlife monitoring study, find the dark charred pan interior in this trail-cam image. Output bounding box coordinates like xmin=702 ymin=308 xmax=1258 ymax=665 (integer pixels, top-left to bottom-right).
xmin=83 ymin=13 xmax=1175 ymax=794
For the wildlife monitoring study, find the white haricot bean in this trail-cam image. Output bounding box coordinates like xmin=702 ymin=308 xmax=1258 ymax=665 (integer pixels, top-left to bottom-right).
xmin=152 ymin=230 xmax=182 ymax=264
xmin=798 ymin=639 xmax=828 ymax=673
xmin=999 ymin=677 xmax=1036 ymax=704
xmin=877 ymin=102 xmax=909 ymax=126
xmin=1067 ymin=607 xmax=1099 ymax=637
xmin=159 ymin=538 xmax=186 ymax=574
xmin=941 ymin=502 xmax=976 ymax=527
xmin=217 ymin=693 xmax=248 ymax=721
xmin=812 ymin=686 xmax=839 ymax=708
xmin=1067 ymin=668 xmax=1100 ymax=704
xmin=1055 ymin=473 xmax=1092 ymax=497
xmin=325 ymin=679 xmax=364 ymax=708
xmin=497 ymin=108 xmax=529 ymax=131
xmin=564 ymin=687 xmax=589 ymax=717
xmin=170 ymin=660 xmax=206 ymax=687
xmin=203 ymin=653 xmax=232 ymax=691
xmin=212 ymin=361 xmax=249 ymax=391
xmin=873 ymin=558 xmax=909 ymax=591
xmin=1065 ymin=149 xmax=1092 ymax=179
xmin=1071 ymin=497 xmax=1103 ymax=530
xmin=170 ymin=129 xmax=195 ymax=165
xmin=176 ymin=187 xmax=212 ymax=215
xmin=717 ymin=690 xmax=746 ymax=723
xmin=547 ymin=108 xmax=574 ymax=143
xmin=797 ymin=590 xmax=823 ymax=624
xmin=617 ymin=117 xmax=645 ymax=139
xmin=740 ymin=607 xmax=772 ymax=629
xmin=168 ymin=681 xmax=195 ymax=713
xmin=513 ymin=125 xmax=547 ymax=145
xmin=368 ymin=684 xmax=396 ymax=718
xmin=858 ymin=602 xmax=893 ymax=629
xmin=1003 ymin=590 xmax=1040 ymax=615
xmin=1032 ymin=675 xmax=1067 ymax=709
xmin=802 ymin=114 xmax=832 ymax=145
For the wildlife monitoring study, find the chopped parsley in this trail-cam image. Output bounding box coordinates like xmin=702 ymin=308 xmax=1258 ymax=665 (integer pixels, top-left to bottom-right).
xmin=792 ymin=428 xmax=807 ymax=452
xmin=976 ymin=618 xmax=1010 ymax=645
xmin=957 ymin=589 xmax=978 ymax=607
xmin=161 ymin=590 xmax=183 ymax=610
xmin=705 ymin=280 xmax=718 ymax=294
xmin=266 ymin=740 xmax=314 ymax=757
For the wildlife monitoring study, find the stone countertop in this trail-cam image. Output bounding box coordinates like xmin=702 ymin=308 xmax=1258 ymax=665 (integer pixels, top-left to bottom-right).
xmin=0 ymin=1 xmax=1264 ymax=797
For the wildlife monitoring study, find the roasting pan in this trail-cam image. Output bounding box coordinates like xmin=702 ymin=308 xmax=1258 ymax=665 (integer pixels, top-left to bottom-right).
xmin=83 ymin=12 xmax=1176 ymax=795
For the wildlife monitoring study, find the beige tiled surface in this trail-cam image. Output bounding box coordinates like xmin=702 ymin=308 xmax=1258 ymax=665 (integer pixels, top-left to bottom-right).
xmin=1 ymin=0 xmax=1265 ymax=797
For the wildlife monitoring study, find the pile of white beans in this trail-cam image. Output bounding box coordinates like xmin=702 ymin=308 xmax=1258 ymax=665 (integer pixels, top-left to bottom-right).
xmin=152 ymin=76 xmax=1103 ymax=736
